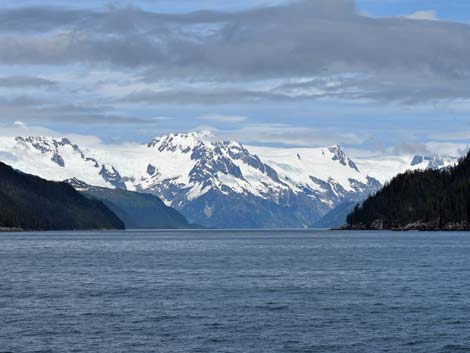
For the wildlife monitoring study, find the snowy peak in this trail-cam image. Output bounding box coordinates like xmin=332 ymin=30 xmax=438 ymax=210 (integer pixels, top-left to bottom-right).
xmin=410 ymin=155 xmax=455 ymax=170
xmin=16 ymin=136 xmax=80 ymax=154
xmin=6 ymin=135 xmax=118 ymax=188
xmin=16 ymin=136 xmax=73 ymax=151
xmin=355 ymin=153 xmax=460 ymax=184
xmin=325 ymin=144 xmax=360 ymax=172
xmin=147 ymin=131 xmax=214 ymax=153
xmin=145 ymin=131 xmax=284 ymax=194
xmin=15 ymin=136 xmax=81 ymax=167
xmin=64 ymin=177 xmax=91 ymax=191
xmin=14 ymin=136 xmax=99 ymax=169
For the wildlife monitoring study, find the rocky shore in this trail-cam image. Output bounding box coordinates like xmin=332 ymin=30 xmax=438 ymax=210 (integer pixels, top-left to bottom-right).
xmin=341 ymin=219 xmax=470 ymax=231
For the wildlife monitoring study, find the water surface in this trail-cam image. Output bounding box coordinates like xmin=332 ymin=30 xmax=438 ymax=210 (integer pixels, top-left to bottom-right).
xmin=1 ymin=230 xmax=470 ymax=352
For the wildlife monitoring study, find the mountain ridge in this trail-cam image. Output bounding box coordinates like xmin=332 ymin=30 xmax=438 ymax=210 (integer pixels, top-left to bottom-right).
xmin=65 ymin=178 xmax=195 ymax=229
xmin=0 ymin=131 xmax=456 ymax=229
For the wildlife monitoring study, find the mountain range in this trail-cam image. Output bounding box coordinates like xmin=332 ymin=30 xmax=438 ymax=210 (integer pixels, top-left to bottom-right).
xmin=0 ymin=131 xmax=459 ymax=229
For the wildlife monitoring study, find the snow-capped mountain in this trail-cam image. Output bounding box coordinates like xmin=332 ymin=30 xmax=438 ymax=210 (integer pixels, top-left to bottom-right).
xmin=0 ymin=131 xmax=452 ymax=228
xmin=0 ymin=136 xmax=123 ymax=188
xmin=355 ymin=153 xmax=459 ymax=183
xmin=249 ymin=144 xmax=379 ymax=207
xmin=410 ymin=155 xmax=457 ymax=170
xmin=90 ymin=131 xmax=382 ymax=227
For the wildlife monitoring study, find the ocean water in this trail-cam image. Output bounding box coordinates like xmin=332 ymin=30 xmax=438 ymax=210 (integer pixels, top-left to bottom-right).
xmin=1 ymin=230 xmax=470 ymax=353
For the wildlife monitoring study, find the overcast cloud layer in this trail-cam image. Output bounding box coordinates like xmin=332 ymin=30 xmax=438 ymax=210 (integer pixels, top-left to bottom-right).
xmin=1 ymin=0 xmax=470 ymax=102
xmin=0 ymin=0 xmax=469 ymax=153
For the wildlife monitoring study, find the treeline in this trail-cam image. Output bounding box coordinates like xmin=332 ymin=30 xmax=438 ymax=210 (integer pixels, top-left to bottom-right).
xmin=0 ymin=162 xmax=124 ymax=230
xmin=346 ymin=152 xmax=470 ymax=230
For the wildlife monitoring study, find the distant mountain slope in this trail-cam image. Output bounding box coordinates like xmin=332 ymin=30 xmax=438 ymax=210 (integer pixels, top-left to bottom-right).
xmin=311 ymin=201 xmax=357 ymax=229
xmin=66 ymin=178 xmax=193 ymax=229
xmin=345 ymin=153 xmax=470 ymax=231
xmin=355 ymin=154 xmax=458 ymax=184
xmin=9 ymin=136 xmax=124 ymax=188
xmin=0 ymin=162 xmax=124 ymax=231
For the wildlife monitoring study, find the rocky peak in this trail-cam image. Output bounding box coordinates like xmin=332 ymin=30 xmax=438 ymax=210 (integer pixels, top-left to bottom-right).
xmin=147 ymin=131 xmax=214 ymax=153
xmin=15 ymin=136 xmax=85 ymax=168
xmin=99 ymin=164 xmax=126 ymax=190
xmin=64 ymin=177 xmax=91 ymax=191
xmin=411 ymin=155 xmax=448 ymax=169
xmin=326 ymin=144 xmax=360 ymax=172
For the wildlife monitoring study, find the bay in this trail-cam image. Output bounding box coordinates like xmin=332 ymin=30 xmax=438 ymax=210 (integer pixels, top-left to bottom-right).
xmin=1 ymin=230 xmax=470 ymax=353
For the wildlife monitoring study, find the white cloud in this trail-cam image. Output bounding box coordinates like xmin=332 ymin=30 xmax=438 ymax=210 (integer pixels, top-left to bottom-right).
xmin=199 ymin=114 xmax=248 ymax=123
xmin=13 ymin=120 xmax=26 ymax=128
xmin=404 ymin=10 xmax=438 ymax=21
xmin=207 ymin=123 xmax=365 ymax=147
xmin=0 ymin=121 xmax=103 ymax=146
xmin=425 ymin=142 xmax=469 ymax=157
xmin=0 ymin=121 xmax=55 ymax=137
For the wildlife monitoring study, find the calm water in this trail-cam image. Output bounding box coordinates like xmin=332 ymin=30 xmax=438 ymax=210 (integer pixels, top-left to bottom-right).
xmin=1 ymin=230 xmax=470 ymax=353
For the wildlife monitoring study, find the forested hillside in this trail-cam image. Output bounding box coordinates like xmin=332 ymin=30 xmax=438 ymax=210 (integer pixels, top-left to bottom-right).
xmin=0 ymin=162 xmax=124 ymax=230
xmin=66 ymin=179 xmax=193 ymax=229
xmin=346 ymin=152 xmax=470 ymax=231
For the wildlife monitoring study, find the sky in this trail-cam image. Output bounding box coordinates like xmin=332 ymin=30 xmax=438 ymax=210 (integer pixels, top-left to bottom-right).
xmin=0 ymin=0 xmax=469 ymax=157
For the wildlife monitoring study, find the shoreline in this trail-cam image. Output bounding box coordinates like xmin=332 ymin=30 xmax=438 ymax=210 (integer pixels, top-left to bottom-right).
xmin=0 ymin=227 xmax=24 ymax=232
xmin=340 ymin=220 xmax=470 ymax=232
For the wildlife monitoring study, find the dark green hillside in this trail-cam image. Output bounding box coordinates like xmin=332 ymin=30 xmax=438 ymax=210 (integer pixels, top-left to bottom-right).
xmin=0 ymin=162 xmax=124 ymax=230
xmin=346 ymin=153 xmax=469 ymax=231
xmin=66 ymin=179 xmax=193 ymax=229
